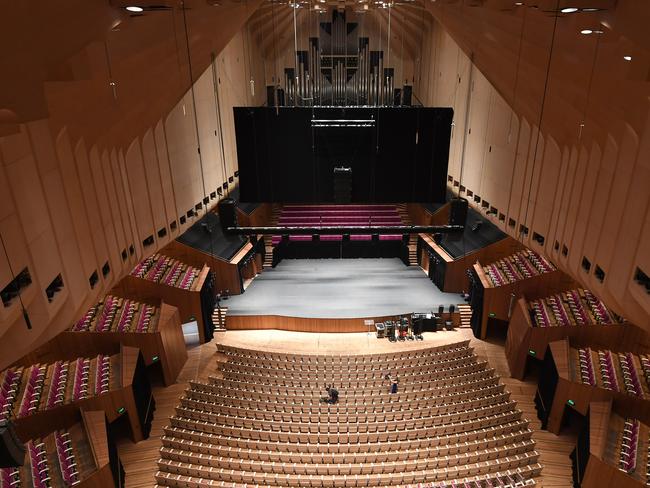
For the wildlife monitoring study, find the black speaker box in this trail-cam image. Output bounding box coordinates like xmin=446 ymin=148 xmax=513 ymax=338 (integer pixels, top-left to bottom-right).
xmin=402 ymin=85 xmax=412 ymax=106
xmin=266 ymin=85 xmax=275 ymax=107
xmin=449 ymin=197 xmax=469 ymax=226
xmin=393 ymin=88 xmax=402 ymax=106
xmin=217 ymin=198 xmax=238 ymax=235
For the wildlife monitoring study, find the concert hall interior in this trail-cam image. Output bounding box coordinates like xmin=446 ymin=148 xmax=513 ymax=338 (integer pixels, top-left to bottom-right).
xmin=1 ymin=1 xmax=650 ymax=487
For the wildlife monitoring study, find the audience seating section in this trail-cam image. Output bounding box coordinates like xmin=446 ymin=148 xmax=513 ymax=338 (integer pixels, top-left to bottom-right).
xmin=0 ymin=422 xmax=96 ymax=487
xmin=272 ymin=205 xmax=405 ymax=245
xmin=155 ymin=342 xmax=542 ymax=487
xmin=131 ymin=253 xmax=200 ymax=290
xmin=573 ymin=347 xmax=650 ymax=398
xmin=483 ymin=250 xmax=556 ymax=287
xmin=0 ymin=354 xmax=115 ymax=422
xmin=529 ymin=289 xmax=615 ymax=328
xmin=599 ymin=412 xmax=650 ymax=485
xmin=71 ymin=295 xmax=158 ymax=334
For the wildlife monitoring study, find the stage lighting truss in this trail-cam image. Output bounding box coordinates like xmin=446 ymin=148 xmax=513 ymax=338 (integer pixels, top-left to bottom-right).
xmin=310 ymin=119 xmax=376 ymax=127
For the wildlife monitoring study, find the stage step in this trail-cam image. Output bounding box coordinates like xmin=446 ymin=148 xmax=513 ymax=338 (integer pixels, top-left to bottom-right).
xmin=457 ymin=303 xmax=472 ymax=328
xmin=407 ymin=234 xmax=418 ymax=266
xmin=263 ymin=235 xmax=274 ymax=269
xmin=212 ymin=306 xmax=228 ymax=332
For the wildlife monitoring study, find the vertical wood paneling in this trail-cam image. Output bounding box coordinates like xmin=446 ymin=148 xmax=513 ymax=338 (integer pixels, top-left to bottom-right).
xmin=141 ymin=129 xmax=168 ymax=239
xmin=55 ymin=129 xmax=98 ymax=283
xmin=124 ymin=140 xmax=155 ymax=245
xmin=74 ymin=139 xmax=109 ymax=281
xmin=89 ymin=146 xmax=121 ymax=283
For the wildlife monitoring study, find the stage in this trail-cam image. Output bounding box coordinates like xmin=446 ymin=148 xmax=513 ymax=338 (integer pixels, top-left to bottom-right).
xmin=225 ymin=259 xmax=463 ymax=330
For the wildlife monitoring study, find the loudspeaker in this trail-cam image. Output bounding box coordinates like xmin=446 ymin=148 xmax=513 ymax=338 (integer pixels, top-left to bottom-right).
xmin=449 ymin=197 xmax=468 ymax=226
xmin=393 ymin=88 xmax=402 ymax=106
xmin=277 ymin=88 xmax=285 ymax=106
xmin=333 ymin=167 xmax=352 ymax=203
xmin=217 ymin=198 xmax=238 ymax=235
xmin=0 ymin=422 xmax=26 ymax=468
xmin=266 ymin=85 xmax=275 ymax=107
xmin=402 ymin=85 xmax=412 ymax=106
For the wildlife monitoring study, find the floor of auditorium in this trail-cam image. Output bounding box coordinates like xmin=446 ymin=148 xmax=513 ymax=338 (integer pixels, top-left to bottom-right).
xmin=117 ymin=328 xmax=575 ymax=487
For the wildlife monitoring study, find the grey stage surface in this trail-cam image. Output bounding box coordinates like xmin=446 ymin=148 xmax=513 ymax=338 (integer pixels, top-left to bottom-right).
xmin=226 ymin=259 xmax=463 ymax=318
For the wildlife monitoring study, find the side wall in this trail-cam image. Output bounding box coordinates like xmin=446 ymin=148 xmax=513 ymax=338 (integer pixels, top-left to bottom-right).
xmin=416 ymin=12 xmax=650 ymax=329
xmin=0 ymin=27 xmax=265 ymax=368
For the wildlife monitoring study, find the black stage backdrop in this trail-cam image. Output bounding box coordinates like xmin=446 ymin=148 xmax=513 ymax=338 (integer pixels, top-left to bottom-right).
xmin=234 ymin=106 xmax=452 ymax=203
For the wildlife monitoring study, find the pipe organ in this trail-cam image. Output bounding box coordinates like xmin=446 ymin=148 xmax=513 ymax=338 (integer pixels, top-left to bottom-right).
xmin=273 ymin=10 xmax=411 ymax=107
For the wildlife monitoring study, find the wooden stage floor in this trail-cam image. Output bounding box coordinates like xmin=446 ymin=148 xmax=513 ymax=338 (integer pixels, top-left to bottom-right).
xmin=117 ymin=328 xmax=575 ymax=487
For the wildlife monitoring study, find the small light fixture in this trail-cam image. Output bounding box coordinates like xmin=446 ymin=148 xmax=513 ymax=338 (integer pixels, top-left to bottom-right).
xmin=580 ymin=29 xmax=593 ymax=35
xmin=125 ymin=6 xmax=143 ymax=12
xmin=561 ymin=7 xmax=578 ymax=13
xmin=515 ymin=1 xmax=523 ymax=5
xmin=582 ymin=7 xmax=600 ymax=12
xmin=624 ymin=55 xmax=632 ymax=61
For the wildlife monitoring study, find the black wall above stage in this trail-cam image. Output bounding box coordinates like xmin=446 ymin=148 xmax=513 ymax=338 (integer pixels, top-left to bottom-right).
xmin=234 ymin=107 xmax=453 ymax=203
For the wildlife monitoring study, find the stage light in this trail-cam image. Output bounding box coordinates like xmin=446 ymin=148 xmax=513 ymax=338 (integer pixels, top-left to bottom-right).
xmin=580 ymin=29 xmax=593 ymax=35
xmin=125 ymin=6 xmax=143 ymax=12
xmin=624 ymin=55 xmax=632 ymax=61
xmin=561 ymin=7 xmax=578 ymax=13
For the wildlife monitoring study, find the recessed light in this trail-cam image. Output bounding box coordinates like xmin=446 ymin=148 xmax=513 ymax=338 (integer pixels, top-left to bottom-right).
xmin=561 ymin=7 xmax=578 ymax=13
xmin=125 ymin=6 xmax=143 ymax=12
xmin=580 ymin=29 xmax=593 ymax=35
xmin=582 ymin=8 xmax=600 ymax=12
xmin=624 ymin=55 xmax=632 ymax=61
xmin=515 ymin=2 xmax=523 ymax=5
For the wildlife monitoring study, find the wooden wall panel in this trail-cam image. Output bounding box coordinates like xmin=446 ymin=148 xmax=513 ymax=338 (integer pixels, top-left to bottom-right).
xmin=74 ymin=140 xmax=110 ymax=282
xmin=117 ymin=149 xmax=142 ymax=260
xmin=141 ymin=129 xmax=169 ymax=240
xmin=90 ymin=146 xmax=121 ymax=282
xmin=56 ymin=129 xmax=98 ymax=281
xmin=421 ymin=8 xmax=650 ymax=328
xmin=154 ymin=121 xmax=179 ymax=237
xmin=194 ymin=64 xmax=225 ymax=197
xmin=0 ymin=21 xmax=263 ymax=367
xmin=125 ymin=139 xmax=155 ymax=245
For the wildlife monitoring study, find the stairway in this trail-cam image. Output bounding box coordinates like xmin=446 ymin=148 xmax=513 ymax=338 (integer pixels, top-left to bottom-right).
xmin=397 ymin=204 xmax=419 ymax=266
xmin=263 ymin=204 xmax=282 ymax=269
xmin=407 ymin=234 xmax=418 ymax=266
xmin=458 ymin=303 xmax=472 ymax=328
xmin=212 ymin=306 xmax=228 ymax=332
xmin=396 ymin=203 xmax=411 ymax=225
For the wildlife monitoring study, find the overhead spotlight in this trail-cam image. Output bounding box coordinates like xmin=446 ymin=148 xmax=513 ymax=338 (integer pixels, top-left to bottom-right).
xmin=624 ymin=55 xmax=632 ymax=61
xmin=581 ymin=7 xmax=601 ymax=12
xmin=560 ymin=7 xmax=578 ymax=13
xmin=125 ymin=5 xmax=143 ymax=12
xmin=580 ymin=29 xmax=593 ymax=35
xmin=514 ymin=1 xmax=523 ymax=5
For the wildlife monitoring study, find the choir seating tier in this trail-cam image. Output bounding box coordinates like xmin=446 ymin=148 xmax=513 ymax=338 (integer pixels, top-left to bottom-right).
xmin=0 ymin=410 xmax=123 ymax=488
xmin=535 ymin=339 xmax=650 ymax=435
xmin=113 ymin=255 xmax=213 ymax=344
xmin=506 ymin=291 xmax=623 ymax=380
xmin=19 ymin=300 xmax=187 ymax=386
xmin=155 ymin=342 xmax=542 ymax=488
xmin=270 ymin=205 xmax=410 ymax=261
xmin=3 ymin=346 xmax=154 ymax=443
xmin=573 ymin=401 xmax=650 ymax=487
xmin=468 ymin=257 xmax=574 ymax=340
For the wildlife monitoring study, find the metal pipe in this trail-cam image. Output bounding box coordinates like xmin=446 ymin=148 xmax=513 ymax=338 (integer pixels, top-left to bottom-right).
xmin=227 ymin=225 xmax=465 ymax=235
